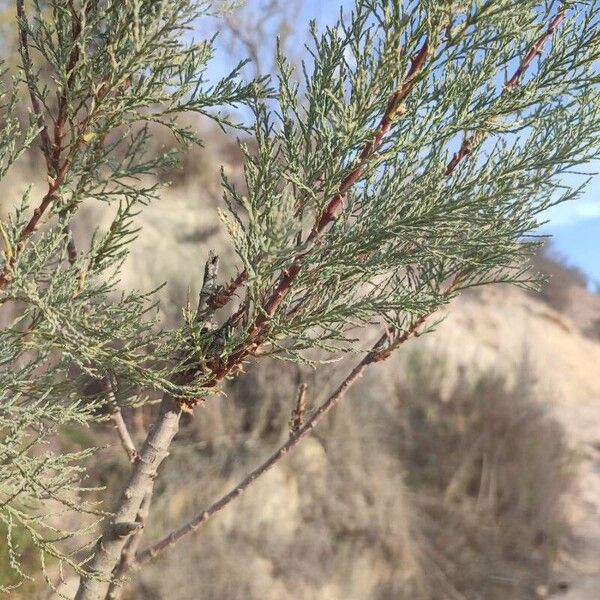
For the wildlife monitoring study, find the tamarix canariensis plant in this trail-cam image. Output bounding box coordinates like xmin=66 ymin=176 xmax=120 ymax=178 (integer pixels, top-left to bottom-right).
xmin=0 ymin=1 xmax=598 ymax=599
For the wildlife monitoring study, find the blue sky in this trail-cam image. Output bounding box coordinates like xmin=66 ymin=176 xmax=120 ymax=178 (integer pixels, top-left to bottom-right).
xmin=209 ymin=1 xmax=600 ymax=285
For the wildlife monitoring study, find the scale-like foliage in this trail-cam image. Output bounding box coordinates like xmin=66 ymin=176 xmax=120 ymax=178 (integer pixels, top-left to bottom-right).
xmin=0 ymin=0 xmax=598 ymax=596
xmin=219 ymin=0 xmax=600 ymax=360
xmin=0 ymin=0 xmax=258 ymax=588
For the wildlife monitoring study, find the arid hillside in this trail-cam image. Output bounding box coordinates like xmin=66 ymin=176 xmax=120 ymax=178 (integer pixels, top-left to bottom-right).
xmin=422 ymin=284 xmax=600 ymax=599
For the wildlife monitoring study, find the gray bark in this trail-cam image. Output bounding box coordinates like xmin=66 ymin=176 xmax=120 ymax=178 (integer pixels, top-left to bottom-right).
xmin=74 ymin=395 xmax=182 ymax=600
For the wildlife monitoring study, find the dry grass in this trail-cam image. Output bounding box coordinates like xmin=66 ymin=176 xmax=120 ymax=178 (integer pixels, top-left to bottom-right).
xmin=120 ymin=351 xmax=572 ymax=600
xmin=392 ymin=353 xmax=572 ymax=600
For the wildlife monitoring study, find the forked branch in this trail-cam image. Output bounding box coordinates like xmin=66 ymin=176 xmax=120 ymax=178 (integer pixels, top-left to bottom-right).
xmin=130 ymin=310 xmax=433 ymax=569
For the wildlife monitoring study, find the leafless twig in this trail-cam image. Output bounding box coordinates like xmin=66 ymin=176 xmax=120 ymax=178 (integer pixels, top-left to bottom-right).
xmin=109 ymin=406 xmax=138 ymax=464
xmin=194 ymin=250 xmax=220 ymax=325
xmin=220 ymin=0 xmax=305 ymax=79
xmin=289 ymin=383 xmax=307 ymax=436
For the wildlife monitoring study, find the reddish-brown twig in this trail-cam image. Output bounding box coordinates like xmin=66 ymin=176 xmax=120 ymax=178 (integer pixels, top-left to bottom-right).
xmin=445 ymin=8 xmax=567 ymax=175
xmin=252 ymin=42 xmax=431 ymax=329
xmin=53 ymin=1 xmax=83 ymax=173
xmin=1 ymin=1 xmax=84 ymax=291
xmin=310 ymin=41 xmax=430 ymax=236
xmin=210 ymin=40 xmax=431 ymax=313
xmin=505 ymin=9 xmax=567 ymax=91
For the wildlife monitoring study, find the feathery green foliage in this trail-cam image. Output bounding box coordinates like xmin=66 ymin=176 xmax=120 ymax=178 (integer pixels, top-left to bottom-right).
xmin=0 ymin=0 xmax=258 ymax=588
xmin=218 ymin=0 xmax=600 ymax=360
xmin=0 ymin=0 xmax=598 ymax=595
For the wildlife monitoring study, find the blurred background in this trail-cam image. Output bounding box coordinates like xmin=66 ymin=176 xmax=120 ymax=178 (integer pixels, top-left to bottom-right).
xmin=0 ymin=1 xmax=599 ymax=599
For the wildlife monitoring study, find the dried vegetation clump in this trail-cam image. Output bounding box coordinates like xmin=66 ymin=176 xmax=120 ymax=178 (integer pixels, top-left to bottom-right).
xmin=124 ymin=352 xmax=571 ymax=600
xmin=393 ymin=354 xmax=571 ymax=600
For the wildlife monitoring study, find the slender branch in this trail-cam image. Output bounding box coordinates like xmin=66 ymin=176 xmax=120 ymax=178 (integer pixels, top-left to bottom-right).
xmin=52 ymin=1 xmax=82 ymax=169
xmin=310 ymin=40 xmax=430 ymax=236
xmin=109 ymin=407 xmax=138 ymax=464
xmin=126 ymin=264 xmax=476 ymax=572
xmin=204 ymin=12 xmax=541 ymax=388
xmin=0 ymin=127 xmax=94 ymax=291
xmin=505 ymin=9 xmax=567 ymax=91
xmin=289 ymin=382 xmax=307 ymax=436
xmin=211 ymin=39 xmax=432 ymax=313
xmin=445 ymin=7 xmax=567 ymax=175
xmin=1 ymin=0 xmax=84 ymax=291
xmin=0 ymin=183 xmax=56 ymax=289
xmin=223 ymin=13 xmax=262 ymax=78
xmin=130 ymin=262 xmax=466 ymax=571
xmin=130 ymin=309 xmax=433 ymax=569
xmin=133 ymin=349 xmax=379 ymax=567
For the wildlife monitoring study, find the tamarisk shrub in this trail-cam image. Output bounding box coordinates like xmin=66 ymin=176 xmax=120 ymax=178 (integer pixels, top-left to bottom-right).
xmin=0 ymin=1 xmax=598 ymax=598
